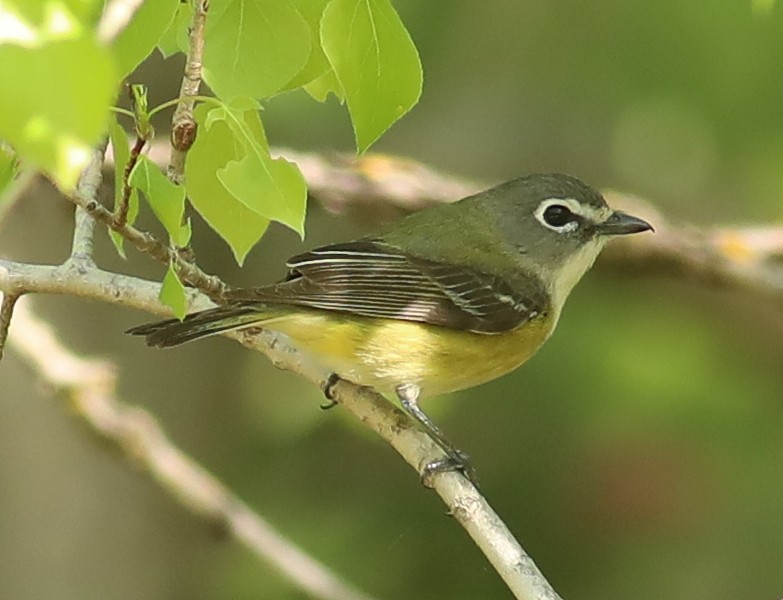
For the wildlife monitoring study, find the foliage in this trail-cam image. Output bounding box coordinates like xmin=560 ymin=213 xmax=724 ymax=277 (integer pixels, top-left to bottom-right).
xmin=0 ymin=0 xmax=422 ymax=311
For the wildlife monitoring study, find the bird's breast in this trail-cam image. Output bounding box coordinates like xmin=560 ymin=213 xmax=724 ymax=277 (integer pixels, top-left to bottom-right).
xmin=264 ymin=309 xmax=555 ymax=398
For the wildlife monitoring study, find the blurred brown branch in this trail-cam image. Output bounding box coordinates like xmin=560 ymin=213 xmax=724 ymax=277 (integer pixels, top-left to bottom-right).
xmin=5 ymin=298 xmax=377 ymax=600
xmin=144 ymin=140 xmax=783 ymax=305
xmin=5 ymin=146 xmax=783 ymax=600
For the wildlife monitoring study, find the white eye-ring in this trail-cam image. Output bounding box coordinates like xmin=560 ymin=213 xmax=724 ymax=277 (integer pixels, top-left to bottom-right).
xmin=534 ymin=198 xmax=585 ymax=232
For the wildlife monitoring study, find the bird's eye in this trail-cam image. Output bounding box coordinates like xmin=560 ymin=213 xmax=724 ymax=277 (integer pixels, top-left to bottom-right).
xmin=543 ymin=204 xmax=574 ymax=228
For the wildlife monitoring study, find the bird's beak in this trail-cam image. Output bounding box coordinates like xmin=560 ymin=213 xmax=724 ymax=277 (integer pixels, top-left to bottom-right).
xmin=597 ymin=211 xmax=654 ymax=236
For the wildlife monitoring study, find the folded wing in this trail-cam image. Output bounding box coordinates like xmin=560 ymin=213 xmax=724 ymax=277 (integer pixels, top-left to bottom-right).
xmin=226 ymin=240 xmax=547 ymax=334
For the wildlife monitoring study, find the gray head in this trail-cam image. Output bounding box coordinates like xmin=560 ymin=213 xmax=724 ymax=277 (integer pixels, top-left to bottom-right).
xmin=483 ymin=173 xmax=652 ymax=305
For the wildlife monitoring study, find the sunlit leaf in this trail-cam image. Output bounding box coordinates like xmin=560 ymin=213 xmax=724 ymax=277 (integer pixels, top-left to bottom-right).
xmin=203 ymin=98 xmax=307 ymax=236
xmin=303 ymin=67 xmax=344 ymax=103
xmin=203 ymin=0 xmax=310 ymax=100
xmin=159 ymin=261 xmax=188 ymax=319
xmin=0 ymin=29 xmax=115 ymax=190
xmin=186 ymin=104 xmax=269 ymax=265
xmin=156 ymin=1 xmax=191 ymax=57
xmin=111 ymin=0 xmax=179 ymax=77
xmin=130 ymin=155 xmax=191 ymax=247
xmin=280 ymin=0 xmax=331 ymax=91
xmin=0 ymin=146 xmax=18 ymax=201
xmin=218 ymin=152 xmax=306 ymax=237
xmin=321 ymin=0 xmax=422 ymax=152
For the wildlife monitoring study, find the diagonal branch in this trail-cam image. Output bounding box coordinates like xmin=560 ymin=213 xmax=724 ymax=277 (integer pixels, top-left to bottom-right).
xmin=6 ymin=299 xmax=378 ymax=600
xmin=0 ymin=256 xmax=563 ymax=600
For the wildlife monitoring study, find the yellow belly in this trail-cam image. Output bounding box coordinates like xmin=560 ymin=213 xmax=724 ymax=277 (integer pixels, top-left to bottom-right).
xmin=263 ymin=309 xmax=554 ymax=397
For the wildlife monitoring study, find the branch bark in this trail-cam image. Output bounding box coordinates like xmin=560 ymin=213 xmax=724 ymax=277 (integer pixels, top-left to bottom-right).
xmin=6 ymin=149 xmax=783 ymax=600
xmin=168 ymin=0 xmax=208 ymax=183
xmin=6 ymin=299 xmax=376 ymax=600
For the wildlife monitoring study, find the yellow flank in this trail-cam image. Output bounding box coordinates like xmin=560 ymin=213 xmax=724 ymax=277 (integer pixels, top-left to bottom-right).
xmin=263 ymin=308 xmax=555 ymax=397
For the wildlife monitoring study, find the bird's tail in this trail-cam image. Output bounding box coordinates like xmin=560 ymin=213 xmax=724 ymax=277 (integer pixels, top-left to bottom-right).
xmin=126 ymin=303 xmax=272 ymax=348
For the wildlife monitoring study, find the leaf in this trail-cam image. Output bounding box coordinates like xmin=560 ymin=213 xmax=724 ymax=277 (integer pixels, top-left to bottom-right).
xmin=218 ymin=152 xmax=306 ymax=236
xmin=186 ymin=104 xmax=269 ymax=265
xmin=157 ymin=1 xmax=192 ymax=57
xmin=108 ymin=119 xmax=139 ymax=257
xmin=304 ymin=68 xmax=344 ymax=103
xmin=7 ymin=0 xmax=103 ymax=30
xmin=111 ymin=0 xmax=179 ymax=77
xmin=0 ymin=146 xmax=18 ymax=200
xmin=321 ymin=0 xmax=422 ymax=152
xmin=203 ymin=0 xmax=311 ymax=100
xmin=130 ymin=155 xmax=191 ymax=247
xmin=205 ymin=98 xmax=307 ymax=236
xmin=160 ymin=261 xmax=188 ymax=319
xmin=279 ymin=0 xmax=331 ymax=91
xmin=0 ymin=20 xmax=115 ymax=190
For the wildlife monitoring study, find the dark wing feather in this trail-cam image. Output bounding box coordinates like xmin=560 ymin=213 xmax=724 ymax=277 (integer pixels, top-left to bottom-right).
xmin=225 ymin=240 xmax=547 ymax=334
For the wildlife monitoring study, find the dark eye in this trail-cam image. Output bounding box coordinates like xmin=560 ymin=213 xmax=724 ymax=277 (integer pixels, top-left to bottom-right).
xmin=543 ymin=204 xmax=574 ymax=227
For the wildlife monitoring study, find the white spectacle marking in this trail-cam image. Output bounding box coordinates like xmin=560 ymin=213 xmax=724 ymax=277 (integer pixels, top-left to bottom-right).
xmin=534 ymin=197 xmax=607 ymax=233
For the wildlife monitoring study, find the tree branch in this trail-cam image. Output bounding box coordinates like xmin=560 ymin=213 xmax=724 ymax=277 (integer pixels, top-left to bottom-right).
xmin=5 ymin=299 xmax=376 ymax=600
xmin=168 ymin=0 xmax=208 ymax=183
xmin=0 ymin=291 xmax=19 ymax=360
xmin=0 ymin=255 xmax=563 ymax=600
xmin=9 ymin=146 xmax=783 ymax=600
xmin=71 ymin=189 xmax=228 ymax=302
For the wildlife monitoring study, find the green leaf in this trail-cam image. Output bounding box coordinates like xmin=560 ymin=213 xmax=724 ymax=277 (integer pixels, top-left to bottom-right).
xmin=108 ymin=119 xmax=139 ymax=257
xmin=0 ymin=29 xmax=115 ymax=190
xmin=0 ymin=146 xmax=18 ymax=200
xmin=204 ymin=98 xmax=307 ymax=236
xmin=203 ymin=0 xmax=311 ymax=100
xmin=321 ymin=0 xmax=422 ymax=152
xmin=157 ymin=1 xmax=192 ymax=57
xmin=130 ymin=155 xmax=191 ymax=247
xmin=160 ymin=261 xmax=188 ymax=320
xmin=7 ymin=0 xmax=103 ymax=29
xmin=304 ymin=68 xmax=344 ymax=103
xmin=280 ymin=0 xmax=331 ymax=91
xmin=218 ymin=152 xmax=306 ymax=236
xmin=111 ymin=0 xmax=179 ymax=77
xmin=186 ymin=104 xmax=269 ymax=265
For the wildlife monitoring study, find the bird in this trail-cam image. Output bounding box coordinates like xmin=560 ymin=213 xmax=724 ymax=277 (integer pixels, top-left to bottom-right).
xmin=128 ymin=173 xmax=653 ymax=480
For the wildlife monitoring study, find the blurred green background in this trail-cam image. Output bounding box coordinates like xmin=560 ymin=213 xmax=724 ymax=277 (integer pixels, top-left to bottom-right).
xmin=3 ymin=1 xmax=783 ymax=599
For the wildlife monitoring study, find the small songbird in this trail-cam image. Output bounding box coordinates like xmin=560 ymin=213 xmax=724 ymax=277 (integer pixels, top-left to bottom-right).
xmin=128 ymin=173 xmax=652 ymax=479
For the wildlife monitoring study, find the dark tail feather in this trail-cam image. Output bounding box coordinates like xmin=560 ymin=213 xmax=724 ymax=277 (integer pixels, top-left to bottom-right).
xmin=126 ymin=304 xmax=268 ymax=348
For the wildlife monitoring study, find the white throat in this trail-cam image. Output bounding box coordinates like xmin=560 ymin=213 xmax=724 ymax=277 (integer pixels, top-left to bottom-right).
xmin=549 ymin=237 xmax=607 ymax=316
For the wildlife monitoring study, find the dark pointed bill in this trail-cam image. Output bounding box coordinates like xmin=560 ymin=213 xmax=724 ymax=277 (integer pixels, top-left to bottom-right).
xmin=597 ymin=211 xmax=654 ymax=236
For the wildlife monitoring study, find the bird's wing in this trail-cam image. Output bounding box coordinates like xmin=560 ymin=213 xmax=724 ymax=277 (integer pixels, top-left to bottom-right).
xmin=226 ymin=241 xmax=548 ymax=334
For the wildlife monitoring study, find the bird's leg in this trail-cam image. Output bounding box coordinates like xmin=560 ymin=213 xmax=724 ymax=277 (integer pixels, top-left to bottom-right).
xmin=395 ymin=383 xmax=477 ymax=486
xmin=320 ymin=373 xmax=341 ymax=409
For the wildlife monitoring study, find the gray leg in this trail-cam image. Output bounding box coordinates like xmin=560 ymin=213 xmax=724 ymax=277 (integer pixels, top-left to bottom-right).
xmin=396 ymin=383 xmax=477 ymax=485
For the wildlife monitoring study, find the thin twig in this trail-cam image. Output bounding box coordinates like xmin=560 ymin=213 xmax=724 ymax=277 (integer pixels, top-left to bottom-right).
xmin=6 ymin=299 xmax=377 ymax=600
xmin=168 ymin=0 xmax=208 ymax=183
xmin=0 ymin=256 xmax=565 ymax=600
xmin=71 ymin=191 xmax=227 ymax=302
xmin=68 ymin=146 xmax=107 ymax=267
xmin=0 ymin=291 xmax=19 ymax=361
xmin=97 ymin=0 xmax=148 ymax=43
xmin=114 ymin=135 xmax=146 ymax=228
